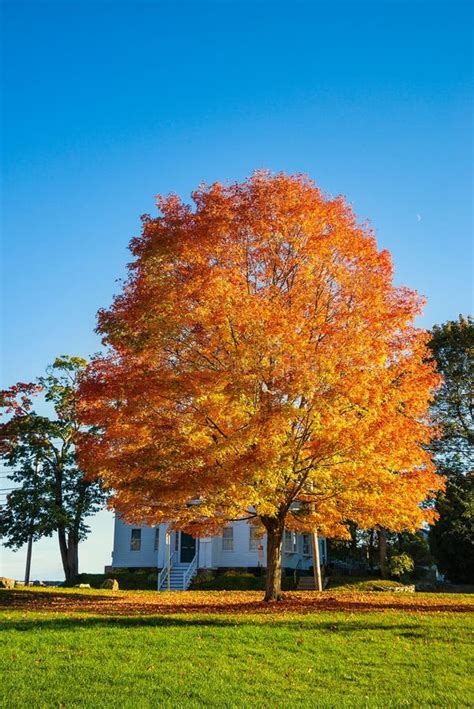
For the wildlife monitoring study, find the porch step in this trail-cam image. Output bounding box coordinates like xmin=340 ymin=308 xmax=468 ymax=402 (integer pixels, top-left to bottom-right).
xmin=297 ymin=577 xmax=316 ymax=590
xmin=297 ymin=576 xmax=328 ymax=591
xmin=158 ymin=562 xmax=198 ymax=591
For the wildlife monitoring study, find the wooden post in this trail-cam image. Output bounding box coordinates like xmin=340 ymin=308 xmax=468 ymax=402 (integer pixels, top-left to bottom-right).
xmin=166 ymin=529 xmax=171 ymax=591
xmin=311 ymin=529 xmax=323 ymax=591
xmin=309 ymin=481 xmax=323 ymax=592
xmin=24 ymin=534 xmax=33 ymax=585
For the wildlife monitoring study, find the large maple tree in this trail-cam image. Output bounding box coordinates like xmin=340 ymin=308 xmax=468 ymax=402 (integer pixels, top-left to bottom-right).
xmin=78 ymin=172 xmax=442 ymax=601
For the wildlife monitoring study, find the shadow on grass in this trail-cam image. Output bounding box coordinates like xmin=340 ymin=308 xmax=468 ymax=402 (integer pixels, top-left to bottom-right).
xmin=0 ymin=613 xmax=454 ymax=636
xmin=1 ymin=590 xmax=113 ymax=604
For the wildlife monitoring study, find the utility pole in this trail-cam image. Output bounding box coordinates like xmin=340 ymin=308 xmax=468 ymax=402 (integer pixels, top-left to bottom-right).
xmin=24 ymin=534 xmax=33 ymax=585
xmin=25 ymin=459 xmax=40 ymax=586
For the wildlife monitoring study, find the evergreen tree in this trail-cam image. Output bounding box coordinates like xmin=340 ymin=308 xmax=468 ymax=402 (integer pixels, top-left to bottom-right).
xmin=428 ymin=316 xmax=474 ymax=583
xmin=429 ymin=471 xmax=474 ymax=583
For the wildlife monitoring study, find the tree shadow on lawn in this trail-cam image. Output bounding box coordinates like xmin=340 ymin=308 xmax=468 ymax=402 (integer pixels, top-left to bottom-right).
xmin=1 ymin=613 xmax=460 ymax=637
xmin=1 ymin=589 xmax=473 ymax=617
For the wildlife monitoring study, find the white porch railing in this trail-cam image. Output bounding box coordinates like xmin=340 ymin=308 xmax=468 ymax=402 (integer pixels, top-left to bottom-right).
xmin=183 ymin=553 xmax=198 ymax=590
xmin=157 ymin=550 xmax=177 ymax=591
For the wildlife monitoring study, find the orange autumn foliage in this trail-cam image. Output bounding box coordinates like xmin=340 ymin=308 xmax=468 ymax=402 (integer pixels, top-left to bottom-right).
xmin=3 ymin=588 xmax=473 ymax=616
xmin=78 ymin=171 xmax=442 ymax=588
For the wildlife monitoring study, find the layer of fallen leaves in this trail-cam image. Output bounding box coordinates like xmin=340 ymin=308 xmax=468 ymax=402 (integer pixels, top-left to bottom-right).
xmin=1 ymin=588 xmax=473 ymax=616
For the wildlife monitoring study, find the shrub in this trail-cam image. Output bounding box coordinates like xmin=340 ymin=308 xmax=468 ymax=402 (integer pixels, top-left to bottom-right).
xmin=64 ymin=573 xmax=105 ymax=588
xmin=110 ymin=569 xmax=157 ymax=590
xmin=389 ymin=553 xmax=415 ymax=579
xmin=67 ymin=569 xmax=158 ymax=590
xmin=192 ymin=570 xmax=216 ymax=586
xmin=189 ymin=570 xmax=296 ymax=591
xmin=327 ymin=576 xmax=408 ymax=591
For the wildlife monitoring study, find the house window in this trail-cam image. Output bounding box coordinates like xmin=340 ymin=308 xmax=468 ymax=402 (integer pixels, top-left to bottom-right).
xmin=284 ymin=530 xmax=297 ymax=553
xmin=249 ymin=526 xmax=259 ymax=551
xmin=302 ymin=534 xmax=311 ymax=556
xmin=222 ymin=526 xmax=234 ymax=551
xmin=154 ymin=527 xmax=160 ymax=551
xmin=130 ymin=528 xmax=141 ymax=551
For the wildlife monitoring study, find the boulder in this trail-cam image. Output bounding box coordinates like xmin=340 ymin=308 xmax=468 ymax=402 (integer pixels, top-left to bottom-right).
xmin=33 ymin=580 xmax=45 ymax=587
xmin=101 ymin=578 xmax=119 ymax=591
xmin=74 ymin=583 xmax=91 ymax=589
xmin=393 ymin=584 xmax=416 ymax=593
xmin=0 ymin=577 xmax=15 ymax=589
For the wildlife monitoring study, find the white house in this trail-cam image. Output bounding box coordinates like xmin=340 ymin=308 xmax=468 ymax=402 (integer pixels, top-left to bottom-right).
xmin=111 ymin=516 xmax=327 ymax=590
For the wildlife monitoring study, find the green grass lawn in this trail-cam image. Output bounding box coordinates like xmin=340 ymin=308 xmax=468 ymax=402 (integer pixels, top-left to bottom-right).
xmin=1 ymin=589 xmax=473 ymax=708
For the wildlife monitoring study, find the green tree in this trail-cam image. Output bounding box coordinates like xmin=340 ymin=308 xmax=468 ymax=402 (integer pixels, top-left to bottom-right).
xmin=428 ymin=316 xmax=474 ymax=583
xmin=429 ymin=471 xmax=474 ymax=583
xmin=394 ymin=531 xmax=433 ymax=570
xmin=0 ymin=357 xmax=106 ymax=582
xmin=429 ymin=315 xmax=473 ymax=471
xmin=388 ymin=552 xmax=415 ymax=580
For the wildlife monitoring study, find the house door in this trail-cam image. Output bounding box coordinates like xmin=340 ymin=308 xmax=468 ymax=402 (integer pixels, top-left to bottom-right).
xmin=180 ymin=533 xmax=196 ymax=563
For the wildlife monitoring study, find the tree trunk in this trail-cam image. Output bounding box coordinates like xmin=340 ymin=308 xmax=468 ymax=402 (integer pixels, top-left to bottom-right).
xmin=58 ymin=527 xmax=70 ymax=580
xmin=262 ymin=517 xmax=285 ymax=602
xmin=368 ymin=528 xmax=375 ymax=572
xmin=67 ymin=533 xmax=79 ymax=580
xmin=58 ymin=528 xmax=79 ymax=583
xmin=349 ymin=522 xmax=358 ymax=554
xmin=379 ymin=527 xmax=388 ymax=579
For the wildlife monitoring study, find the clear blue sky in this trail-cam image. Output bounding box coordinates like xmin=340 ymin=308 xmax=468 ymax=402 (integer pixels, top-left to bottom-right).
xmin=1 ymin=0 xmax=472 ymax=579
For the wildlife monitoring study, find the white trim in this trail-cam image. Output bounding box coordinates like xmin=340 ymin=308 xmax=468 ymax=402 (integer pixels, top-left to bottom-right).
xmin=249 ymin=526 xmax=259 ymax=551
xmin=284 ymin=529 xmax=297 ymax=554
xmin=222 ymin=526 xmax=234 ymax=551
xmin=130 ymin=528 xmax=142 ymax=551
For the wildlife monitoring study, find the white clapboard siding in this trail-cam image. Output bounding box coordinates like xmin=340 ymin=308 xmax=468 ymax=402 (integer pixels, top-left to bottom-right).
xmin=111 ymin=517 xmax=161 ymax=568
xmin=111 ymin=515 xmax=326 ymax=570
